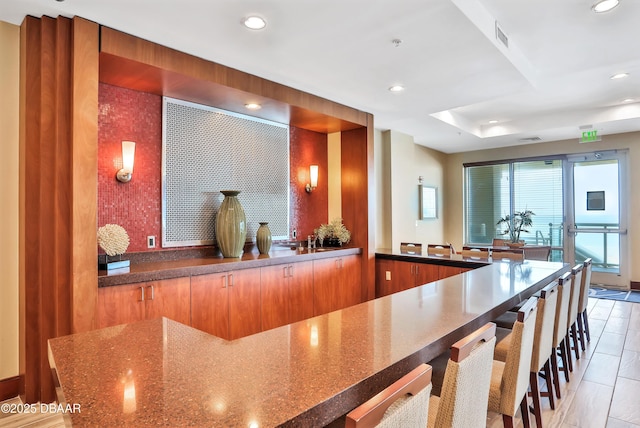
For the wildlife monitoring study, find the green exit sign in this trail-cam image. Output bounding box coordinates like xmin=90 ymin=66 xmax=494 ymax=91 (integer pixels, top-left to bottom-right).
xmin=580 ymin=130 xmax=601 ymax=143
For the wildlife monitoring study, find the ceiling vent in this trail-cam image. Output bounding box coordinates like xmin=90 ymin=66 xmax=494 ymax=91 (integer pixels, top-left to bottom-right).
xmin=495 ymin=21 xmax=508 ymax=48
xmin=518 ymin=136 xmax=542 ymax=142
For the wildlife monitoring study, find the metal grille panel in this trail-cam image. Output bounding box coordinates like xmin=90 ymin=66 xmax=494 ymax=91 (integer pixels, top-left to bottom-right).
xmin=162 ymin=97 xmax=289 ymax=247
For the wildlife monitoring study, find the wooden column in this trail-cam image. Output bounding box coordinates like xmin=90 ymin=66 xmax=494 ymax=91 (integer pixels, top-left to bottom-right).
xmin=19 ymin=15 xmax=98 ymax=403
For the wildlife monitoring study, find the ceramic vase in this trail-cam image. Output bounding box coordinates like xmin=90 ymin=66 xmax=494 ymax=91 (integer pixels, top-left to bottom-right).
xmin=256 ymin=222 xmax=272 ymax=254
xmin=215 ymin=190 xmax=247 ymax=258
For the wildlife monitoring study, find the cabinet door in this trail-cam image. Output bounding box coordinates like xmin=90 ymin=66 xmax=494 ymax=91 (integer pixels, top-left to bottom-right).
xmin=97 ymin=283 xmax=146 ymax=329
xmin=228 ymin=268 xmax=262 ymax=340
xmin=438 ymin=265 xmax=465 ymax=279
xmin=313 ymin=257 xmax=340 ymax=316
xmin=414 ymin=263 xmax=439 ymax=286
xmin=261 ymin=264 xmax=290 ymax=331
xmin=144 ymin=277 xmax=191 ymax=325
xmin=191 ymin=273 xmax=230 ymax=339
xmin=288 ymin=261 xmax=314 ymax=323
xmin=393 ymin=261 xmax=416 ymax=292
xmin=376 ymin=259 xmax=397 ymax=297
xmin=338 ymin=255 xmax=361 ymax=309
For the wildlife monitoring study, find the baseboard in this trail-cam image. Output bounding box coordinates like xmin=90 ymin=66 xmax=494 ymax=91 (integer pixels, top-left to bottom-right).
xmin=0 ymin=375 xmax=22 ymax=402
xmin=631 ymin=281 xmax=640 ymax=291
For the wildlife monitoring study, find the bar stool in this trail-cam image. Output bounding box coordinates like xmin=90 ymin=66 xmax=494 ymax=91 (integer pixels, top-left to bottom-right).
xmin=345 ymin=364 xmax=432 ymax=428
xmin=488 ymin=296 xmax=538 ymax=428
xmin=551 ymin=272 xmax=572 ymax=393
xmin=494 ymin=281 xmax=559 ymax=427
xmin=427 ymin=244 xmax=453 ymax=256
xmin=491 ymin=248 xmax=525 ymax=261
xmin=566 ymin=265 xmax=583 ymax=367
xmin=461 ymin=246 xmax=490 ymax=259
xmin=576 ymin=258 xmax=593 ymax=350
xmin=428 ymin=323 xmax=496 ymax=428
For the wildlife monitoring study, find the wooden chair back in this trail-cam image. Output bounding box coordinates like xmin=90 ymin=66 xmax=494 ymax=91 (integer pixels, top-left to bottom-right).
xmin=491 ymin=248 xmax=524 ymax=261
xmin=523 ymin=246 xmax=551 ymax=261
xmin=400 ymin=242 xmax=422 ymax=255
xmin=432 ymin=323 xmax=496 ymax=428
xmin=345 ymin=364 xmax=432 ymax=428
xmin=492 ymin=238 xmax=506 ymax=247
xmin=461 ymin=246 xmax=490 ymax=259
xmin=427 ymin=244 xmax=452 ymax=256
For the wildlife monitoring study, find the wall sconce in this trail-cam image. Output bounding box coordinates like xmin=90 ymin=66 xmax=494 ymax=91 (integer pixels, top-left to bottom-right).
xmin=116 ymin=140 xmax=136 ymax=183
xmin=305 ymin=165 xmax=318 ymax=193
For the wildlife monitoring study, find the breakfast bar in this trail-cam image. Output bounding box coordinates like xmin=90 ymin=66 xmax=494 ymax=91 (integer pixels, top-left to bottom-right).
xmin=48 ymin=258 xmax=567 ymax=427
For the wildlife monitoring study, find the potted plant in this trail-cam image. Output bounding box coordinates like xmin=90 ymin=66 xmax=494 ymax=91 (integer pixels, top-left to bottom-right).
xmin=496 ymin=210 xmax=534 ymax=246
xmin=315 ymin=218 xmax=351 ymax=247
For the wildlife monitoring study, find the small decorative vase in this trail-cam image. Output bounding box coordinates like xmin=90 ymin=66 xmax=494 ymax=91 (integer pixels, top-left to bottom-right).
xmin=215 ymin=190 xmax=247 ymax=258
xmin=256 ymin=222 xmax=272 ymax=255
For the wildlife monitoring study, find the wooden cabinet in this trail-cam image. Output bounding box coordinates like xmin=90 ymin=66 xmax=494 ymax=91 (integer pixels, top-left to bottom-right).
xmin=376 ymin=260 xmax=439 ymax=297
xmin=97 ymin=277 xmax=191 ymax=329
xmin=313 ymin=255 xmax=361 ymax=316
xmin=191 ymin=267 xmax=262 ymax=340
xmin=261 ymin=261 xmax=314 ymax=331
xmin=438 ymin=265 xmax=472 ymax=279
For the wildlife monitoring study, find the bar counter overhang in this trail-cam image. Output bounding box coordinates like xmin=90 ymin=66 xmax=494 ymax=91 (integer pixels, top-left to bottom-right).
xmin=48 ymin=259 xmax=568 ymax=427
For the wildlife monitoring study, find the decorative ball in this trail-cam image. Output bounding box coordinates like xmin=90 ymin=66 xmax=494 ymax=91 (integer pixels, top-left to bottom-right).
xmin=97 ymin=224 xmax=130 ymax=256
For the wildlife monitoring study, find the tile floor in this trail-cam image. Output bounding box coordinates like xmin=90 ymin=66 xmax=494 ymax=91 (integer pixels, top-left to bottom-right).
xmin=1 ymin=297 xmax=638 ymax=427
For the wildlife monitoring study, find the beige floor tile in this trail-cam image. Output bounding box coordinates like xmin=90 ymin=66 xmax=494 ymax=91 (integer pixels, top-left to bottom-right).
xmin=605 ymin=317 xmax=631 ymax=334
xmin=607 ymin=417 xmax=640 ymax=428
xmin=589 ymin=318 xmax=608 ymax=339
xmin=591 ymin=304 xmax=614 ymax=321
xmin=611 ymin=301 xmax=633 ymax=318
xmin=624 ymin=330 xmax=640 ymax=352
xmin=610 ymin=377 xmax=640 ymax=425
xmin=583 ymin=352 xmax=621 ymax=386
xmin=618 ymin=350 xmax=640 ymax=381
xmin=596 ymin=332 xmax=626 ymax=356
xmin=629 ymin=311 xmax=640 ymax=331
xmin=562 ymin=380 xmax=613 ymax=428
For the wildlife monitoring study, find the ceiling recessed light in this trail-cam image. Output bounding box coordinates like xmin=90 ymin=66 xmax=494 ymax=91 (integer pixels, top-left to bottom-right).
xmin=610 ymin=72 xmax=629 ymax=79
xmin=388 ymin=85 xmax=405 ymax=92
xmin=243 ymin=16 xmax=266 ymax=30
xmin=592 ymin=0 xmax=620 ymax=13
xmin=623 ymin=98 xmax=634 ymax=103
xmin=488 ymin=120 xmax=499 ymax=124
xmin=245 ymin=103 xmax=262 ymax=110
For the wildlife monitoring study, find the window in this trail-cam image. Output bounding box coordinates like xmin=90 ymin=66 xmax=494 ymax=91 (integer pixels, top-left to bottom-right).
xmin=464 ymin=159 xmax=564 ymax=261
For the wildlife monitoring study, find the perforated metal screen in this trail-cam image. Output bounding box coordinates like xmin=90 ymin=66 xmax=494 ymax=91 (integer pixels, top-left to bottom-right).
xmin=162 ymin=97 xmax=290 ymax=247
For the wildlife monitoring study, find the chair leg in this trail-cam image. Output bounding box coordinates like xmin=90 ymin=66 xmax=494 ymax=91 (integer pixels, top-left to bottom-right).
xmin=558 ymin=340 xmax=571 ymax=382
xmin=529 ymin=371 xmax=543 ymax=428
xmin=550 ymin=348 xmax=562 ymax=399
xmin=540 ymin=359 xmax=555 ymax=410
xmin=571 ymin=323 xmax=580 ymax=361
xmin=520 ymin=395 xmax=531 ymax=428
xmin=583 ymin=310 xmax=591 ymax=342
xmin=502 ymin=414 xmax=515 ymax=428
xmin=564 ymin=334 xmax=574 ymax=373
xmin=577 ymin=315 xmax=586 ymax=351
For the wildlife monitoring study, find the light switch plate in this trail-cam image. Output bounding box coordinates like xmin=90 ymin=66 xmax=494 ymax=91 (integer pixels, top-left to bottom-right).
xmin=147 ymin=236 xmax=156 ymax=248
xmin=385 ymin=271 xmax=391 ymax=281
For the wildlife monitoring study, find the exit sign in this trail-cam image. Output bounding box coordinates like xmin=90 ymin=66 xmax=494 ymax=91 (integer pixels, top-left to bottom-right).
xmin=580 ymin=130 xmax=602 ymax=143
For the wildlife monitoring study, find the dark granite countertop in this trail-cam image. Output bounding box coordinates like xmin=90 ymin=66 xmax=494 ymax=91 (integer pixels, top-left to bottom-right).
xmin=52 ymin=259 xmax=568 ymax=427
xmin=375 ymin=248 xmax=492 ymax=268
xmin=98 ymin=246 xmax=362 ymax=287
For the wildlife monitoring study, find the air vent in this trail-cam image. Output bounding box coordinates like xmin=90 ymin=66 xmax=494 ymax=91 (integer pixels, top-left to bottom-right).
xmin=495 ymin=21 xmax=508 ymax=48
xmin=518 ymin=136 xmax=542 ymax=142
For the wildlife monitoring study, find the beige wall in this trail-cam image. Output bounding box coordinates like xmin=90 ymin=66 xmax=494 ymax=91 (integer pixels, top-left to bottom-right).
xmin=377 ymin=130 xmax=447 ymax=251
xmin=0 ymin=20 xmax=20 ymax=380
xmin=444 ymin=132 xmax=640 ymax=282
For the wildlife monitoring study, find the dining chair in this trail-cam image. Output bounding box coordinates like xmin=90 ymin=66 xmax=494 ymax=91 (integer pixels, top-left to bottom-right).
xmin=494 ymin=281 xmax=559 ymax=427
xmin=566 ymin=264 xmax=583 ymax=366
xmin=488 ymin=296 xmax=538 ymax=428
xmin=427 ymin=323 xmax=496 ymax=428
xmin=492 ymin=238 xmax=506 ymax=247
xmin=345 ymin=364 xmax=432 ymax=428
xmin=461 ymin=246 xmax=490 ymax=259
xmin=427 ymin=244 xmax=452 ymax=256
xmin=400 ymin=242 xmax=422 ymax=255
xmin=550 ymin=272 xmax=572 ymax=393
xmin=491 ymin=248 xmax=525 ymax=261
xmin=522 ymin=246 xmax=551 ymax=261
xmin=576 ymin=258 xmax=593 ymax=350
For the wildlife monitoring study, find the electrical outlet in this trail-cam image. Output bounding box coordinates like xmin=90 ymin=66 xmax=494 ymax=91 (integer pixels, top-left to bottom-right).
xmin=147 ymin=236 xmax=156 ymax=248
xmin=385 ymin=271 xmax=391 ymax=281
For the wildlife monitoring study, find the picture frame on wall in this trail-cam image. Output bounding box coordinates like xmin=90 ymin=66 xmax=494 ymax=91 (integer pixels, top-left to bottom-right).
xmin=419 ymin=185 xmax=437 ymax=219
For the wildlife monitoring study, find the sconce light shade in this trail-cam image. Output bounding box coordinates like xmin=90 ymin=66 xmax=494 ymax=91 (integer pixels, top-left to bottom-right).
xmin=306 ymin=165 xmax=318 ymax=193
xmin=116 ymin=141 xmax=136 ymax=183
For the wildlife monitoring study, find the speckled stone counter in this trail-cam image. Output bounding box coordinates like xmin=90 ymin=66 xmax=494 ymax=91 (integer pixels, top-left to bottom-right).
xmin=51 ymin=259 xmax=568 ymax=427
xmin=99 ymin=246 xmax=362 ymax=287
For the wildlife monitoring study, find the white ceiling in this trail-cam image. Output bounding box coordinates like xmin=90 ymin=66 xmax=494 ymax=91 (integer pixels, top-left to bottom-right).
xmin=2 ymin=0 xmax=640 ymax=153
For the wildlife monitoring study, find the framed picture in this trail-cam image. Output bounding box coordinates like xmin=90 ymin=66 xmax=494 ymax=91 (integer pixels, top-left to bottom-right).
xmin=419 ymin=185 xmax=437 ymax=219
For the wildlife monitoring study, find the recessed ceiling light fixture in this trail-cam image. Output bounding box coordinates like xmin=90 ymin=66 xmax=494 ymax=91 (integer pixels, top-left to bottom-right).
xmin=243 ymin=16 xmax=266 ymax=30
xmin=622 ymin=98 xmax=634 ymax=103
xmin=592 ymin=0 xmax=620 ymax=13
xmin=488 ymin=120 xmax=499 ymax=124
xmin=245 ymin=103 xmax=262 ymax=110
xmin=389 ymin=85 xmax=405 ymax=92
xmin=610 ymin=72 xmax=629 ymax=79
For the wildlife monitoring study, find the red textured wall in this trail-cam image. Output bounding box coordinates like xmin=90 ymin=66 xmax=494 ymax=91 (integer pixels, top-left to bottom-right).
xmin=98 ymin=83 xmax=328 ymax=252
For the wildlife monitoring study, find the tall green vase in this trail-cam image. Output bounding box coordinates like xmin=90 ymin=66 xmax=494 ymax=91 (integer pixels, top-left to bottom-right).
xmin=215 ymin=190 xmax=247 ymax=258
xmin=256 ymin=222 xmax=272 ymax=254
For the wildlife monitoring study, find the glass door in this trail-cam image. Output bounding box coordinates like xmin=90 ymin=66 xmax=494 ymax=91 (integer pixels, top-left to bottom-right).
xmin=566 ymin=151 xmax=628 ymax=288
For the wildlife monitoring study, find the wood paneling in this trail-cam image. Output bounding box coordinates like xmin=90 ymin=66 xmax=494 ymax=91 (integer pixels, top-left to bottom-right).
xmin=99 ymin=27 xmax=368 ymax=133
xmin=20 ymin=15 xmax=98 ymax=404
xmin=0 ymin=376 xmax=22 ymax=402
